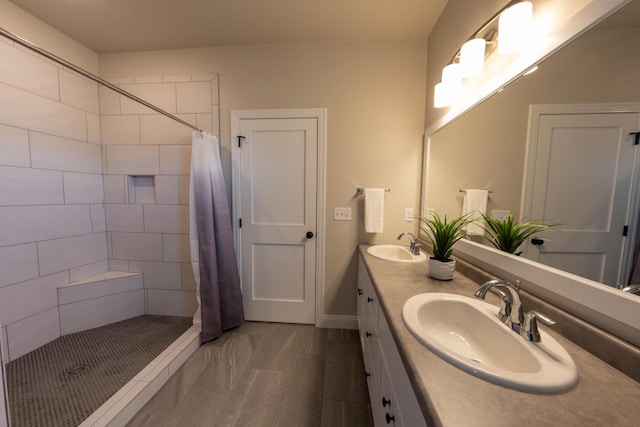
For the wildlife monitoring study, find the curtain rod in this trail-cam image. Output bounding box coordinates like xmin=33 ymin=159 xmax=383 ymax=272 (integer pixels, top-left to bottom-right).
xmin=0 ymin=26 xmax=202 ymax=133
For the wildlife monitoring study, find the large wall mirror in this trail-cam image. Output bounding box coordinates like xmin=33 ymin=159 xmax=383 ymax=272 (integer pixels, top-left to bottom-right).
xmin=424 ymin=0 xmax=640 ymax=345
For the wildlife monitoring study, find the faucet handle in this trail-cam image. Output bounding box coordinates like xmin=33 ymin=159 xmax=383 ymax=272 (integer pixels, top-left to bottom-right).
xmin=412 ymin=243 xmax=421 ymax=256
xmin=521 ymin=310 xmax=556 ymax=342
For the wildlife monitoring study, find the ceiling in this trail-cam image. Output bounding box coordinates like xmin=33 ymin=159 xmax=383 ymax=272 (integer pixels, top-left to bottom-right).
xmin=8 ymin=0 xmax=449 ymax=53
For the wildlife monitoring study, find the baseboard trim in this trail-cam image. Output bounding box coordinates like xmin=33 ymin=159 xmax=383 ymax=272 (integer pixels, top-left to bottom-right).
xmin=317 ymin=314 xmax=357 ymax=330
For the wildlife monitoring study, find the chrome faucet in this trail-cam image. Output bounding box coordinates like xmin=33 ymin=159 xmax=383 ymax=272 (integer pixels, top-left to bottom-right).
xmin=620 ymin=284 xmax=640 ymax=296
xmin=397 ymin=232 xmax=421 ymax=255
xmin=474 ymin=279 xmax=555 ymax=342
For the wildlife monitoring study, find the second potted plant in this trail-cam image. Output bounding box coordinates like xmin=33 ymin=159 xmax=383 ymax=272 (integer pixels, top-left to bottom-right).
xmin=417 ymin=212 xmax=473 ymax=280
xmin=481 ymin=211 xmax=556 ymax=256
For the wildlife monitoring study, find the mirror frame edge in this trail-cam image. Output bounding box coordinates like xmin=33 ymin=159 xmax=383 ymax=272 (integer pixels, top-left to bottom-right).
xmin=421 ymin=0 xmax=640 ymax=347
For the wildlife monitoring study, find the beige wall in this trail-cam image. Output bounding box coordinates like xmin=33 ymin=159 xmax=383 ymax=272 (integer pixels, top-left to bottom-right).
xmin=99 ymin=39 xmax=428 ymax=317
xmin=0 ymin=0 xmax=98 ymax=73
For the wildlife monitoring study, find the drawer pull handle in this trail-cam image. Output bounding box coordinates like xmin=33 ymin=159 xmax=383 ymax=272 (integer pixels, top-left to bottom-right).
xmin=366 ymin=332 xmax=372 ymax=337
xmin=385 ymin=413 xmax=395 ymax=424
xmin=382 ymin=397 xmax=391 ymax=407
xmin=358 ymin=288 xmax=363 ymax=295
xmin=367 ymin=297 xmax=373 ymax=303
xmin=365 ymin=371 xmax=371 ymax=378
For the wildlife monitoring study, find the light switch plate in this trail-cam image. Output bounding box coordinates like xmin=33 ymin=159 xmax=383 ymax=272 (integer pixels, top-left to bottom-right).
xmin=333 ymin=207 xmax=352 ymax=221
xmin=404 ymin=208 xmax=414 ymax=221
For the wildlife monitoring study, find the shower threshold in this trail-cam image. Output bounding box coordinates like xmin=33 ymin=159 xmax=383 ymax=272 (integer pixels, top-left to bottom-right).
xmin=6 ymin=315 xmax=201 ymax=427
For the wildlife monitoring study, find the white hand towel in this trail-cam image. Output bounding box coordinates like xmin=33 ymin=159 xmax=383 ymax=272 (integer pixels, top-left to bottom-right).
xmin=462 ymin=189 xmax=488 ymax=236
xmin=364 ymin=188 xmax=385 ymax=233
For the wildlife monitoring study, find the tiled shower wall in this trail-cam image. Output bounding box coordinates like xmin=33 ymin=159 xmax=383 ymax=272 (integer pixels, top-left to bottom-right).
xmin=100 ymin=74 xmax=220 ymax=318
xmin=0 ymin=35 xmax=220 ymax=360
xmin=0 ymin=39 xmax=107 ymax=360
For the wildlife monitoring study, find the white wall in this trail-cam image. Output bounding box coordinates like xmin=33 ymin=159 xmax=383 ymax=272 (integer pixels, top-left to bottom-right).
xmin=0 ymin=35 xmax=107 ymax=360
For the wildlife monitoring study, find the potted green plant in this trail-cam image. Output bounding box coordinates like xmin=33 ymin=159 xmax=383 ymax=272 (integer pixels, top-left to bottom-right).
xmin=481 ymin=212 xmax=557 ymax=256
xmin=417 ymin=212 xmax=473 ymax=280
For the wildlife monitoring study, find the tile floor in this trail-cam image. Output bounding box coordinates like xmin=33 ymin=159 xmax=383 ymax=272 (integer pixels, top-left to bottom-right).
xmin=127 ymin=322 xmax=373 ymax=427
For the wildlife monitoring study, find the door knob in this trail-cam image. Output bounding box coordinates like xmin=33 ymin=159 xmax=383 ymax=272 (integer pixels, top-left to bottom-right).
xmin=306 ymin=231 xmax=314 ymax=239
xmin=531 ymin=238 xmax=544 ymax=245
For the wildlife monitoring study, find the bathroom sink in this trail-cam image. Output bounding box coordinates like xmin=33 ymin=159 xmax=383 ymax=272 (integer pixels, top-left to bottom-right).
xmin=367 ymin=245 xmax=427 ymax=263
xmin=402 ymin=293 xmax=578 ymax=394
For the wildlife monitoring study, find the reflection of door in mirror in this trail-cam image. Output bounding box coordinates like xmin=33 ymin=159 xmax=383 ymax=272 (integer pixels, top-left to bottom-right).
xmin=522 ymin=104 xmax=640 ymax=287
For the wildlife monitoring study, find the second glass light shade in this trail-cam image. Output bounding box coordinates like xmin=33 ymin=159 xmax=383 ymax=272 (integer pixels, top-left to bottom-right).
xmin=460 ymin=38 xmax=486 ymax=78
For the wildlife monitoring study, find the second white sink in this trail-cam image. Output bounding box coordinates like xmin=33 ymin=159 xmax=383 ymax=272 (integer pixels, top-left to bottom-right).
xmin=402 ymin=292 xmax=578 ymax=394
xmin=367 ymin=245 xmax=427 ymax=263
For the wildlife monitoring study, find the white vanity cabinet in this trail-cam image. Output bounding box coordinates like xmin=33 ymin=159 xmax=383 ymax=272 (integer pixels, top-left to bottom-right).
xmin=357 ymin=257 xmax=428 ymax=427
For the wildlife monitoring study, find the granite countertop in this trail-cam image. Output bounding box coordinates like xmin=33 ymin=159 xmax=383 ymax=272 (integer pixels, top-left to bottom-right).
xmin=359 ymin=245 xmax=640 ymax=427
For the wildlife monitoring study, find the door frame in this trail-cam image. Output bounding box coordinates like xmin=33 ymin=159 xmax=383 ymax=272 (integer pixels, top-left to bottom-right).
xmin=231 ymin=108 xmax=327 ymax=326
xmin=522 ymin=102 xmax=640 ymax=285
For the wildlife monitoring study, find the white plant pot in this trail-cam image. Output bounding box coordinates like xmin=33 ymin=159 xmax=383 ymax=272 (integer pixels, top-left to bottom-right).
xmin=428 ymin=258 xmax=456 ymax=280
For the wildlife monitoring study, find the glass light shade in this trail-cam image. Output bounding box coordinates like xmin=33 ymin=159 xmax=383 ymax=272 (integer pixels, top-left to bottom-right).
xmin=498 ymin=1 xmax=533 ymax=54
xmin=460 ymin=38 xmax=485 ymax=78
xmin=442 ymin=63 xmax=462 ymax=83
xmin=434 ymin=79 xmax=461 ymax=108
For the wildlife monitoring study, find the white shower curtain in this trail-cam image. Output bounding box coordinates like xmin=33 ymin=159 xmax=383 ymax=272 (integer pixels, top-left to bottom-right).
xmin=189 ymin=132 xmax=244 ymax=342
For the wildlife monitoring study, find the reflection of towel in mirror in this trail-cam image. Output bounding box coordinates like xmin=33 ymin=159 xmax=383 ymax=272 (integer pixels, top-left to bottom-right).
xmin=364 ymin=188 xmax=385 ymax=233
xmin=462 ymin=189 xmax=488 ymax=236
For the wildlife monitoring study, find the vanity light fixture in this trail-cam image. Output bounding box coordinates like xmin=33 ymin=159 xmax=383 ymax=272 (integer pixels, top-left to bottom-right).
xmin=434 ymin=0 xmax=533 ymax=108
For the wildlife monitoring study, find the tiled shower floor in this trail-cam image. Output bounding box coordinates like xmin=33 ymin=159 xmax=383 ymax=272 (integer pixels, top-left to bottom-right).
xmin=6 ymin=315 xmax=192 ymax=427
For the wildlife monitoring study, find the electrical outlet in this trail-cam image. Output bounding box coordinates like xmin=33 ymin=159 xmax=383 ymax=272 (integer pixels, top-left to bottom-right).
xmin=333 ymin=207 xmax=352 ymax=221
xmin=491 ymin=210 xmax=511 ymax=220
xmin=404 ymin=208 xmax=414 ymax=221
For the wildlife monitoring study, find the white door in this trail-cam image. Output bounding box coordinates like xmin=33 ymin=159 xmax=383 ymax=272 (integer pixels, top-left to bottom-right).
xmin=523 ymin=107 xmax=640 ymax=286
xmin=233 ymin=111 xmax=322 ymax=324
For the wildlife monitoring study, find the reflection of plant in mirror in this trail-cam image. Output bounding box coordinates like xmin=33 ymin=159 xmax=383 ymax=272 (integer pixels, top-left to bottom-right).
xmin=481 ymin=212 xmax=557 ymax=256
xmin=417 ymin=212 xmax=474 ymax=262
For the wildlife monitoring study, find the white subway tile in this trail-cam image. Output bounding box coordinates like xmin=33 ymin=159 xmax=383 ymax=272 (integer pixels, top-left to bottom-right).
xmin=0 ymin=42 xmax=59 ymax=101
xmin=179 ymin=175 xmax=190 ymax=205
xmin=108 ymin=77 xmax=135 ymax=85
xmin=159 ymin=145 xmax=191 ymax=175
xmin=63 ymin=172 xmax=104 ymax=204
xmin=192 ymin=73 xmax=215 ymax=82
xmin=59 ymin=69 xmax=99 ymax=114
xmin=120 ymin=83 xmax=176 ymax=114
xmin=109 ymin=259 xmax=130 ymax=271
xmin=0 ymin=271 xmax=68 ymax=325
xmin=87 ymin=112 xmax=101 ymax=144
xmin=164 ymin=75 xmax=191 ymax=83
xmin=162 ymin=233 xmax=190 ymax=262
xmin=100 ymin=115 xmax=140 ymax=145
xmin=91 ymin=205 xmax=106 ymax=232
xmin=69 ymin=259 xmax=109 ymax=283
xmin=140 ymin=114 xmax=194 ymax=145
xmin=0 ymin=82 xmax=87 ymax=141
xmin=181 ymin=262 xmax=196 ymax=291
xmin=0 ymin=124 xmax=30 ymax=167
xmin=111 ymin=232 xmax=163 ymax=261
xmin=155 ymin=175 xmax=180 ymax=205
xmin=176 ymin=81 xmax=211 ymax=113
xmin=30 ymin=131 xmax=102 ymax=173
xmin=59 ymin=289 xmax=144 ymax=335
xmin=106 ymin=146 xmax=160 ymax=175
xmin=0 ymin=166 xmax=63 ymax=205
xmin=144 ymin=205 xmax=189 ymax=234
xmin=103 ymin=175 xmax=126 ymax=203
xmin=59 ymin=273 xmax=142 ymax=304
xmin=147 ymin=289 xmax=197 ymax=317
xmin=106 ymin=204 xmax=144 ymax=232
xmin=135 ymin=76 xmax=163 ymax=84
xmin=196 ymin=113 xmax=213 ymax=134
xmin=0 ymin=205 xmax=93 ymax=246
xmin=211 ymin=74 xmax=219 ymax=105
xmin=6 ymin=307 xmax=61 ymax=360
xmin=38 ymin=233 xmax=108 ymax=276
xmin=99 ymin=85 xmax=121 ymax=115
xmin=129 ymin=261 xmax=182 ymax=290
xmin=0 ymin=243 xmax=39 ymax=288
